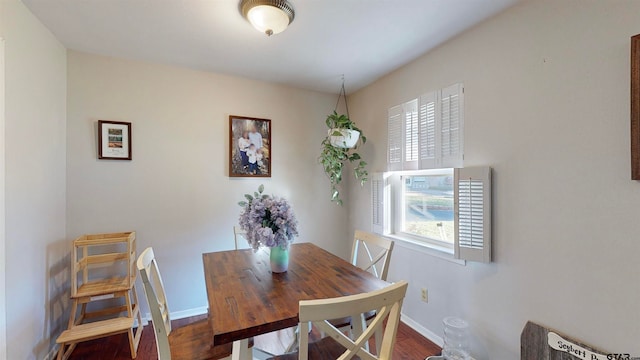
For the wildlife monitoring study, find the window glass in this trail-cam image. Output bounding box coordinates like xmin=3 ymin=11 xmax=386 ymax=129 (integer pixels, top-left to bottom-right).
xmin=401 ymin=170 xmax=454 ymax=244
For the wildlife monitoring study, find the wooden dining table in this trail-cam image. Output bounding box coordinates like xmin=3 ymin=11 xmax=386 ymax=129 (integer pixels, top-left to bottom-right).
xmin=202 ymin=242 xmax=390 ymax=360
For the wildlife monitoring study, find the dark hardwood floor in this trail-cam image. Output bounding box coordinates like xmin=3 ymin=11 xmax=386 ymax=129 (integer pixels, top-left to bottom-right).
xmin=67 ymin=315 xmax=441 ymax=359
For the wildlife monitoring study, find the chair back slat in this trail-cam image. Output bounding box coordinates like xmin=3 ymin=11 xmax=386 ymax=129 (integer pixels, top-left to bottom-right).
xmin=233 ymin=226 xmax=249 ymax=250
xmin=298 ymin=281 xmax=408 ymax=360
xmin=137 ymin=247 xmax=172 ymax=360
xmin=350 ymin=230 xmax=394 ymax=281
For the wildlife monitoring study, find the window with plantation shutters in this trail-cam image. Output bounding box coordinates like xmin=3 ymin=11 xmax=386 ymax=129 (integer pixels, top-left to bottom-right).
xmin=380 ymin=83 xmax=489 ymax=261
xmin=441 ymin=84 xmax=464 ymax=168
xmin=387 ymin=105 xmax=403 ymax=171
xmin=454 ymin=166 xmax=491 ymax=262
xmin=371 ymin=173 xmax=389 ymax=235
xmin=419 ymin=92 xmax=437 ymax=169
xmin=387 ymin=84 xmax=463 ymax=171
xmin=371 ymin=166 xmax=492 ymax=262
xmin=403 ymin=99 xmax=419 ymax=170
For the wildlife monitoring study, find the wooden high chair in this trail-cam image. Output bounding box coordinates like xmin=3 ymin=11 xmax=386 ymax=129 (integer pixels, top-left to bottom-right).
xmin=56 ymin=232 xmax=143 ymax=360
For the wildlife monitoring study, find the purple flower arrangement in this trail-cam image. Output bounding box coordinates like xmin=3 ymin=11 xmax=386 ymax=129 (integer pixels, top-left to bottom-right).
xmin=238 ymin=185 xmax=299 ymax=250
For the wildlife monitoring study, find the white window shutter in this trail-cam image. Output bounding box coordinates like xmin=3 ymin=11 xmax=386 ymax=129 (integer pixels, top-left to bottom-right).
xmin=440 ymin=84 xmax=464 ymax=168
xmin=419 ymin=91 xmax=438 ymax=169
xmin=371 ymin=173 xmax=389 ymax=235
xmin=387 ymin=105 xmax=403 ymax=171
xmin=454 ymin=166 xmax=491 ymax=262
xmin=389 ymin=84 xmax=463 ymax=171
xmin=403 ymin=99 xmax=419 ymax=170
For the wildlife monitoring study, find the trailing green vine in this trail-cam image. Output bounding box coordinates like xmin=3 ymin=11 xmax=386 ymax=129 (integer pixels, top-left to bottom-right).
xmin=319 ymin=112 xmax=368 ymax=206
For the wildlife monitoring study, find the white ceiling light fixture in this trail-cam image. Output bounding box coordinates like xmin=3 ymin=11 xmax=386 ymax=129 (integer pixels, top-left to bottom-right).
xmin=240 ymin=0 xmax=295 ymax=37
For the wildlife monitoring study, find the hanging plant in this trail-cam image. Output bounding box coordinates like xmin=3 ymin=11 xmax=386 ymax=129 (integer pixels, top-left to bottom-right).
xmin=319 ymin=79 xmax=368 ymax=206
xmin=326 ymin=112 xmax=362 ymax=149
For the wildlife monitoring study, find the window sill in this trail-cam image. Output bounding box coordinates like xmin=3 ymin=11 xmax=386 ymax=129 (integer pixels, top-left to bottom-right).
xmin=386 ymin=234 xmax=466 ymax=266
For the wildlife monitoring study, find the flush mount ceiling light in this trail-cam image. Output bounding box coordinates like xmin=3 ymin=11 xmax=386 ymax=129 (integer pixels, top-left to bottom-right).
xmin=240 ymin=0 xmax=295 ymax=37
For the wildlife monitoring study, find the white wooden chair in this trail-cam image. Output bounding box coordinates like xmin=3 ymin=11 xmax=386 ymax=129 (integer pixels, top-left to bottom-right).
xmin=233 ymin=226 xmax=250 ymax=250
xmin=351 ymin=230 xmax=395 ymax=282
xmin=326 ymin=230 xmax=395 ymax=354
xmin=267 ymin=281 xmax=408 ymax=360
xmin=137 ymin=247 xmax=252 ymax=360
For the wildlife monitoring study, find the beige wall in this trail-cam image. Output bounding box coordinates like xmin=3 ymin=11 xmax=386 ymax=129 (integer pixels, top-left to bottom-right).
xmin=348 ymin=0 xmax=640 ymax=358
xmin=66 ymin=51 xmax=350 ymax=315
xmin=9 ymin=0 xmax=640 ymax=358
xmin=0 ymin=35 xmax=7 ymax=360
xmin=0 ymin=35 xmax=5 ymax=360
xmin=0 ymin=0 xmax=68 ymax=359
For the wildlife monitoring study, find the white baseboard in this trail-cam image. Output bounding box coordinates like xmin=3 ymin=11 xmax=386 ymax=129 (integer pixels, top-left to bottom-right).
xmin=134 ymin=317 xmax=148 ymax=328
xmin=401 ymin=313 xmax=444 ymax=347
xmin=171 ymin=306 xmax=209 ymax=320
xmin=401 ymin=315 xmax=478 ymax=360
xmin=143 ymin=305 xmax=209 ymax=323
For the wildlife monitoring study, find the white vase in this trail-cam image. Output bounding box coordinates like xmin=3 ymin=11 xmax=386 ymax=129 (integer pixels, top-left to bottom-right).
xmin=328 ymin=129 xmax=360 ymax=148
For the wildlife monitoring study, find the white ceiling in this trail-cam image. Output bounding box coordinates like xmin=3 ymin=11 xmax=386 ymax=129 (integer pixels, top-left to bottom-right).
xmin=23 ymin=0 xmax=521 ymax=94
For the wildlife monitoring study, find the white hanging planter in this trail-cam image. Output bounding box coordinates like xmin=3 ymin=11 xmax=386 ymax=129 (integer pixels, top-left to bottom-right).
xmin=328 ymin=129 xmax=360 ymax=149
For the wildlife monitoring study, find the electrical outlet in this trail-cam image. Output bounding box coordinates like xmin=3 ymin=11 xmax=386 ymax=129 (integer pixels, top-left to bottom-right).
xmin=421 ymin=288 xmax=428 ymax=303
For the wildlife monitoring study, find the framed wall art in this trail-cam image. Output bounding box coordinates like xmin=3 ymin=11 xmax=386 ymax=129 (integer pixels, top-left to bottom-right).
xmin=229 ymin=115 xmax=271 ymax=177
xmin=98 ymin=120 xmax=132 ymax=160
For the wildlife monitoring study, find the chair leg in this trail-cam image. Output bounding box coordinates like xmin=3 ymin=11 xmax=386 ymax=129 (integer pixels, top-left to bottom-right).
xmin=57 ymin=343 xmax=76 ymax=360
xmin=232 ymin=339 xmax=251 ymax=360
xmin=374 ymin=328 xmax=382 ymax=355
xmin=127 ymin=329 xmax=136 ymax=358
xmin=351 ymin=313 xmax=368 ymax=352
xmin=286 ymin=326 xmax=300 ymax=353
